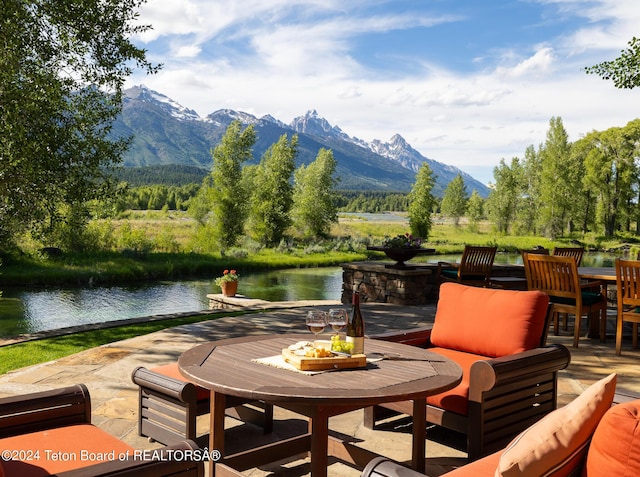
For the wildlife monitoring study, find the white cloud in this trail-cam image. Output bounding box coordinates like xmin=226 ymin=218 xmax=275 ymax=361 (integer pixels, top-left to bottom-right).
xmin=127 ymin=0 xmax=640 ymax=186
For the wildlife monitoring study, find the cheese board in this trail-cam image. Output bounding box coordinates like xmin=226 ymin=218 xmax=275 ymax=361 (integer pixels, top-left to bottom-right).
xmin=281 ymin=348 xmax=367 ymax=371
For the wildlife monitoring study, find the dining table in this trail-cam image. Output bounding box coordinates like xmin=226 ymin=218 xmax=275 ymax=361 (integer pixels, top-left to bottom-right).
xmin=178 ymin=333 xmax=462 ymax=477
xmin=578 ymin=266 xmax=616 ymax=284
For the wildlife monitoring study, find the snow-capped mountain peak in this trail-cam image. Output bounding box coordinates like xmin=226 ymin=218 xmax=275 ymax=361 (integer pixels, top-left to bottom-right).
xmin=124 ymin=85 xmax=201 ymax=121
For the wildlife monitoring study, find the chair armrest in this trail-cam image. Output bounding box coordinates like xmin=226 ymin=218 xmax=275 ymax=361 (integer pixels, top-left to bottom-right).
xmin=368 ymin=327 xmax=433 ymax=348
xmin=362 ymin=457 xmax=434 ymax=477
xmin=57 ymin=440 xmax=205 ymax=477
xmin=469 ymin=344 xmax=571 ymax=402
xmin=131 ymin=366 xmax=197 ymax=404
xmin=0 ymin=384 xmax=91 ymax=438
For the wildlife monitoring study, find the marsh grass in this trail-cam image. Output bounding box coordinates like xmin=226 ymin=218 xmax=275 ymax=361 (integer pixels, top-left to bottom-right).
xmin=3 ymin=211 xmax=627 ymax=286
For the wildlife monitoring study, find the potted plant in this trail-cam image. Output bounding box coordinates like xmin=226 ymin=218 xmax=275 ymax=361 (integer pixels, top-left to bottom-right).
xmin=215 ymin=269 xmax=239 ymax=297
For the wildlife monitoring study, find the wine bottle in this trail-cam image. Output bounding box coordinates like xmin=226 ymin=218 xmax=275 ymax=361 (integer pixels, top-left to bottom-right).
xmin=346 ymin=291 xmax=365 ymax=354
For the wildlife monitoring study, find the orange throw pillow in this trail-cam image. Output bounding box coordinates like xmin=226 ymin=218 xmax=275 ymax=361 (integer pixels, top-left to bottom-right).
xmin=496 ymin=373 xmax=617 ymax=477
xmin=582 ymin=398 xmax=640 ymax=476
xmin=431 ymin=283 xmax=548 ymax=357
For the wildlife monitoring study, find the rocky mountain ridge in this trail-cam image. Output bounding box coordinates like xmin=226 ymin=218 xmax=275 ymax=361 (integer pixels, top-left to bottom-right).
xmin=113 ymin=85 xmax=489 ymax=196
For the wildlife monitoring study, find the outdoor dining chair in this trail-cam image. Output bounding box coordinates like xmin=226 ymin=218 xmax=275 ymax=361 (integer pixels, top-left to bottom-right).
xmin=552 ymin=246 xmax=585 ymax=266
xmin=615 ymin=259 xmax=640 ymax=355
xmin=523 ymin=253 xmax=607 ymax=348
xmin=436 ymin=245 xmax=497 ymax=288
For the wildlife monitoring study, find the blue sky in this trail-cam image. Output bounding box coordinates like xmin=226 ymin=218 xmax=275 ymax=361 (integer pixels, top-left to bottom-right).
xmin=128 ymin=0 xmax=640 ymax=186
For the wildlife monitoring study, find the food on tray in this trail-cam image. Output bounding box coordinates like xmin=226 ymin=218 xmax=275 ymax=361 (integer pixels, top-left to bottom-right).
xmin=330 ymin=335 xmax=354 ymax=354
xmin=305 ymin=347 xmax=334 ymax=358
xmin=286 ymin=340 xmax=337 ymax=358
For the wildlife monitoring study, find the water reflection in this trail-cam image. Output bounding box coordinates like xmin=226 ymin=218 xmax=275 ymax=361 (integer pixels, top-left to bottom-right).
xmin=0 ymin=252 xmax=623 ymax=338
xmin=0 ymin=267 xmax=344 ymax=337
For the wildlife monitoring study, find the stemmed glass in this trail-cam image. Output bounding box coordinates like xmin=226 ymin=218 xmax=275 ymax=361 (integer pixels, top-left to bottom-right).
xmin=306 ymin=310 xmax=328 ymax=338
xmin=327 ymin=308 xmax=348 ymax=339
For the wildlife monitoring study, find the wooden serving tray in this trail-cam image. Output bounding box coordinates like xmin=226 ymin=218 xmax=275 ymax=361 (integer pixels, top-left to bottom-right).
xmin=282 ymin=349 xmax=367 ymax=371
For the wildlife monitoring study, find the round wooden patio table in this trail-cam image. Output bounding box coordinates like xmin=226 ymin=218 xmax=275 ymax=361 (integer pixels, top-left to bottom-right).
xmin=179 ymin=333 xmax=461 ymax=477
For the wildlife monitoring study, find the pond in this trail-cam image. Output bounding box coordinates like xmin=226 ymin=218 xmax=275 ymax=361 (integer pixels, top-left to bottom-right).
xmin=0 ymin=251 xmax=622 ymax=338
xmin=0 ymin=267 xmax=345 ymax=338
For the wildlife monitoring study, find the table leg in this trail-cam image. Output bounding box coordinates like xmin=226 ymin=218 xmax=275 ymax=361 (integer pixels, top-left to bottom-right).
xmin=209 ymin=391 xmax=226 ymax=477
xmin=412 ymin=398 xmax=426 ymax=473
xmin=309 ymin=407 xmax=329 ymax=477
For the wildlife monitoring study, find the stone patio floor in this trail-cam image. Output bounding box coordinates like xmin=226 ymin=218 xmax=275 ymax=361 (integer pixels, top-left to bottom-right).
xmin=1 ymin=298 xmax=638 ymax=476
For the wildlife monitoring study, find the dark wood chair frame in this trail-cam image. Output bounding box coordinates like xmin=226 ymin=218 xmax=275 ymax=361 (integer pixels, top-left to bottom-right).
xmin=552 ymin=246 xmax=585 ymax=266
xmin=0 ymin=383 xmax=203 ymax=476
xmin=436 ymin=245 xmax=497 ymax=289
xmin=363 ymin=307 xmax=571 ymax=461
xmin=132 ymin=366 xmax=274 ymax=446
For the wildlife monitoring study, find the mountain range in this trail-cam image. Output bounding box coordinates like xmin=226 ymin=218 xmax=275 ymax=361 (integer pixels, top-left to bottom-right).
xmin=112 ymin=85 xmax=490 ymax=197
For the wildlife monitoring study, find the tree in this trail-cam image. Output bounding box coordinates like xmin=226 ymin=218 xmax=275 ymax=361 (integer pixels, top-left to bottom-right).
xmin=440 ymin=174 xmax=468 ymax=226
xmin=486 ymin=158 xmax=520 ymax=234
xmin=247 ymin=134 xmax=298 ymax=246
xmin=292 ymin=149 xmax=339 ymax=238
xmin=586 ymin=37 xmax=640 ymax=89
xmin=0 ymin=0 xmax=158 ymax=250
xmin=538 ymin=117 xmax=574 ymax=237
xmin=581 ymin=121 xmax=639 ymax=236
xmin=407 ymin=163 xmax=436 ymax=240
xmin=192 ymin=120 xmax=256 ymax=248
xmin=466 ymin=190 xmax=484 ymax=231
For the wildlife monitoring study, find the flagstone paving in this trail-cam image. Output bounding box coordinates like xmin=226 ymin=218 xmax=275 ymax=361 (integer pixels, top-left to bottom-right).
xmin=1 ymin=298 xmax=638 ymax=476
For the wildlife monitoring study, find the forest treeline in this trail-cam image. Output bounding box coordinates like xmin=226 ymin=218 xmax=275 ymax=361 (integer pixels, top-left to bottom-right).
xmin=110 ymin=115 xmax=640 ymax=241
xmin=109 ymin=181 xmax=411 ymax=214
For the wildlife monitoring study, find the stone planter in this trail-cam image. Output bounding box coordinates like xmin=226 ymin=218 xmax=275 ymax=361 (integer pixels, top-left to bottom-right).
xmin=220 ymin=281 xmax=238 ymax=297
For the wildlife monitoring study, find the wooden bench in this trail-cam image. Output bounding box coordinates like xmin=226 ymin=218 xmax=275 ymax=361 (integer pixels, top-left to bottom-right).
xmin=0 ymin=383 xmax=203 ymax=476
xmin=132 ymin=364 xmax=273 ymax=445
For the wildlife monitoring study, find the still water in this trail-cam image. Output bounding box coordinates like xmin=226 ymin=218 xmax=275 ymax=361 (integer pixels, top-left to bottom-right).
xmin=0 ymin=252 xmax=621 ymax=338
xmin=0 ymin=267 xmax=344 ymax=337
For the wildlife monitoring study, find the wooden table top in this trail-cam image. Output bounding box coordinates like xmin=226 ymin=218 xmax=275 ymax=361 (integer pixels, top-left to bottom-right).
xmin=179 ymin=334 xmax=462 ymax=407
xmin=578 ymin=266 xmax=616 ymax=282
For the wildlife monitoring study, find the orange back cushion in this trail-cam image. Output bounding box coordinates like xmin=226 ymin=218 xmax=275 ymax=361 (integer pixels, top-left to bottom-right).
xmin=583 ymin=398 xmax=640 ymax=476
xmin=497 ymin=373 xmax=617 ymax=477
xmin=431 ymin=283 xmax=549 ymax=357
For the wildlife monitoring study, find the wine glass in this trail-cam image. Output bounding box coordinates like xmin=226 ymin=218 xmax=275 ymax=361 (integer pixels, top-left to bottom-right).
xmin=327 ymin=308 xmax=348 ymax=338
xmin=306 ymin=310 xmax=327 ymax=338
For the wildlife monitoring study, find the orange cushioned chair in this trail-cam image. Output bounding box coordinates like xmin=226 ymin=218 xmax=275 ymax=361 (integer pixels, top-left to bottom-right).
xmin=362 ymin=373 xmax=640 ymax=477
xmin=0 ymin=384 xmax=203 ymax=477
xmin=364 ymin=283 xmax=571 ymax=461
xmin=132 ymin=364 xmax=273 ymax=446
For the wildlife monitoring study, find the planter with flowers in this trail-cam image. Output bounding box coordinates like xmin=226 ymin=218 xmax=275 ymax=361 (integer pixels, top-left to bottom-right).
xmin=367 ymin=233 xmax=435 ymax=269
xmin=215 ymin=269 xmax=239 ymax=297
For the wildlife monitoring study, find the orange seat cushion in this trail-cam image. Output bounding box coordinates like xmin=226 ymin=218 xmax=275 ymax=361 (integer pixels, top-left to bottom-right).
xmin=0 ymin=423 xmax=134 ymax=477
xmin=426 ymin=347 xmax=490 ymax=416
xmin=496 ymin=373 xmax=617 ymax=477
xmin=152 ymin=363 xmax=210 ymax=401
xmin=431 ymin=283 xmax=549 ymax=357
xmin=439 ymin=450 xmax=501 ymax=476
xmin=582 ymin=398 xmax=640 ymax=476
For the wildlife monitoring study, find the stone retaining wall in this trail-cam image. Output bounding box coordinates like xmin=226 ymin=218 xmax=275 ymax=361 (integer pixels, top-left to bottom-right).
xmin=341 ymin=261 xmax=526 ymax=306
